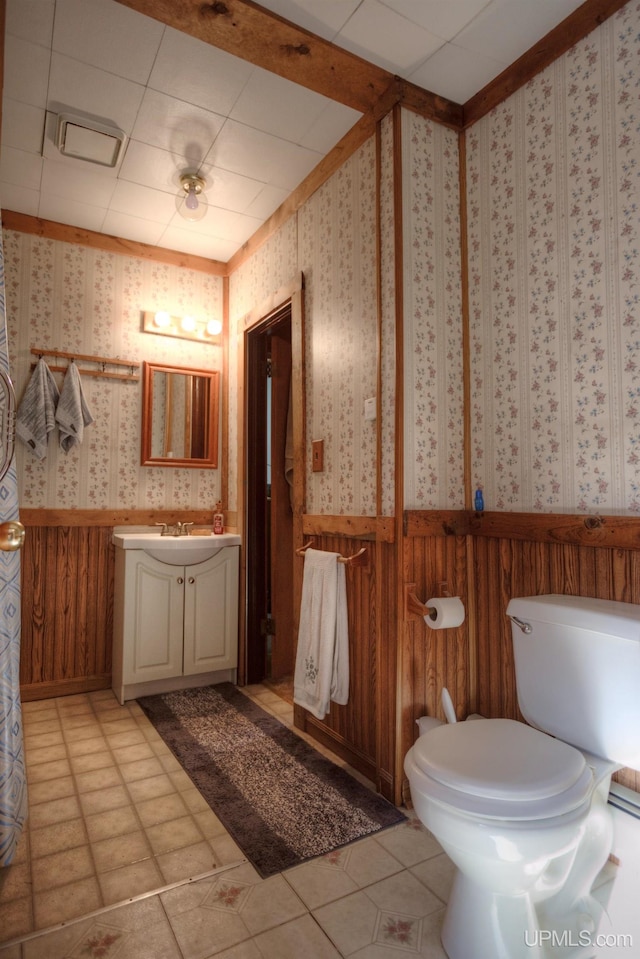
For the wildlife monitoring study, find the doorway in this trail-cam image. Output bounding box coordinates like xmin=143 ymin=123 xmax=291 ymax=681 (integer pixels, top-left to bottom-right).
xmin=245 ymin=305 xmax=295 ymax=687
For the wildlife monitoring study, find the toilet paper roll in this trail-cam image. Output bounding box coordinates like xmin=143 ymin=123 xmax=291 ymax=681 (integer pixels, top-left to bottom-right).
xmin=424 ymin=596 xmax=465 ymax=629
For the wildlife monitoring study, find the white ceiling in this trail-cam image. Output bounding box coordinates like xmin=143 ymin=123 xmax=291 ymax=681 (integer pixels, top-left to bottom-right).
xmin=1 ymin=0 xmax=587 ymax=263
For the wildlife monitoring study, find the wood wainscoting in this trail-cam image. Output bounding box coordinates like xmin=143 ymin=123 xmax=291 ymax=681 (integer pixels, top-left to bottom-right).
xmin=401 ymin=511 xmax=472 ymax=793
xmin=294 ymin=521 xmax=398 ymax=802
xmin=469 ymin=511 xmax=640 ymax=794
xmin=18 ymin=507 xmax=640 ymax=799
xmin=19 ymin=509 xmax=214 ymax=702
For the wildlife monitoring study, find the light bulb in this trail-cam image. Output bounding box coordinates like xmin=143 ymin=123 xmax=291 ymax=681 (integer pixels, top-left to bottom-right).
xmin=176 ymin=173 xmax=208 ymax=222
xmin=154 ymin=311 xmax=171 ymax=328
xmin=181 ymin=315 xmax=196 ymax=332
xmin=185 ymin=187 xmax=199 ymax=211
xmin=206 ymin=319 xmax=223 ymax=336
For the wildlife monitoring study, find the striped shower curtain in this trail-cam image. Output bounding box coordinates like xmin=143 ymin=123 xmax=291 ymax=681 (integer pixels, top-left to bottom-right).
xmin=0 ymin=224 xmax=26 ymax=867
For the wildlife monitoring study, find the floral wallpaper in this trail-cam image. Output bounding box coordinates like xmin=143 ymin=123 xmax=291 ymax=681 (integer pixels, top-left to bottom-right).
xmin=6 ymin=1 xmax=635 ymax=520
xmin=467 ymin=0 xmax=640 ymax=512
xmin=4 ymin=231 xmax=224 ymax=510
xmin=379 ymin=112 xmax=398 ymax=517
xmin=402 ymin=110 xmax=465 ymax=510
xmin=229 ymin=140 xmax=380 ymax=518
xmin=298 ymin=139 xmax=378 ymax=516
xmin=227 ymin=217 xmax=298 ymax=512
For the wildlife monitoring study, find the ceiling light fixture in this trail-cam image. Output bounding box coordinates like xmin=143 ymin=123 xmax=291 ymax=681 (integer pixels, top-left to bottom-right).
xmin=176 ymin=173 xmax=208 ymax=222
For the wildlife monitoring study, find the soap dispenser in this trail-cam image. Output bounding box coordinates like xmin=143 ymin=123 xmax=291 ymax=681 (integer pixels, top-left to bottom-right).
xmin=213 ymin=502 xmax=224 ymax=534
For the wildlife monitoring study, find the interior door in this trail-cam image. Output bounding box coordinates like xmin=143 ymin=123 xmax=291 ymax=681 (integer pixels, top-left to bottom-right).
xmin=268 ymin=328 xmax=293 ymax=680
xmin=245 ymin=307 xmax=293 ymax=684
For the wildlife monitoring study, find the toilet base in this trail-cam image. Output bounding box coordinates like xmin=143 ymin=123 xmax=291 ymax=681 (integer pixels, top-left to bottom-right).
xmin=442 ymin=871 xmax=546 ymax=959
xmin=441 ymin=870 xmax=603 ymax=959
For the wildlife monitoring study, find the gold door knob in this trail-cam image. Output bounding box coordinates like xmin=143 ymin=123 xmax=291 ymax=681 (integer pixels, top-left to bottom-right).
xmin=0 ymin=520 xmax=25 ymax=551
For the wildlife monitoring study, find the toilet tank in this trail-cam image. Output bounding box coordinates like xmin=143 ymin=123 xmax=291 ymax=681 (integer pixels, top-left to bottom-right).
xmin=507 ymin=594 xmax=640 ymax=769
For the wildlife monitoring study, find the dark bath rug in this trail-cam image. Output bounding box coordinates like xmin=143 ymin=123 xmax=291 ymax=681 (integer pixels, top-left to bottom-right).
xmin=137 ymin=682 xmax=405 ymax=877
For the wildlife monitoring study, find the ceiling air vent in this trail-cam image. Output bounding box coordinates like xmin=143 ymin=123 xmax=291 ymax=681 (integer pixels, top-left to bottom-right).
xmin=55 ymin=114 xmax=126 ymax=168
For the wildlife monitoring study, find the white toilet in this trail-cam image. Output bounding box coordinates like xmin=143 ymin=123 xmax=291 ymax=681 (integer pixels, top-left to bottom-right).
xmin=404 ymin=594 xmax=640 ymax=959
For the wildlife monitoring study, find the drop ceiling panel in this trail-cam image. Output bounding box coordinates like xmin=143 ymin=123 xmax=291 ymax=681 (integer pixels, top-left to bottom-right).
xmin=0 ymin=182 xmax=39 ymax=217
xmin=207 ymin=120 xmax=323 ymax=192
xmin=244 ymin=185 xmax=290 ymax=221
xmin=157 ymin=224 xmax=238 ymax=262
xmin=118 ymin=140 xmax=189 ymax=195
xmin=378 ymin=0 xmax=493 ymax=41
xmin=229 ymin=68 xmax=337 ymax=144
xmin=6 ymin=0 xmax=55 ymax=47
xmin=4 ymin=38 xmax=51 ymax=109
xmin=1 ymin=100 xmax=46 ymax=155
xmin=410 ymin=42 xmax=507 ymax=104
xmin=299 ymin=102 xmax=363 ymax=154
xmin=109 ymin=180 xmax=177 ymax=223
xmin=338 ymin=0 xmax=444 ymax=72
xmin=52 ymin=0 xmax=164 ymax=85
xmin=101 ymin=209 xmax=166 ymax=245
xmin=0 ymin=146 xmax=43 ymax=192
xmin=201 ymin=168 xmax=264 ymax=215
xmin=454 ymin=0 xmax=586 ymax=63
xmin=148 ymin=28 xmax=255 ymax=118
xmin=38 ymin=192 xmax=108 ymax=232
xmin=41 ymin=158 xmax=119 ymax=208
xmin=48 ymin=54 xmax=145 ymax=136
xmin=131 ymin=90 xmax=225 ymax=160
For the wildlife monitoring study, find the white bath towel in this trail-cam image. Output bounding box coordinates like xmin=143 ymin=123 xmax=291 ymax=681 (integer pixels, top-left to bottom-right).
xmin=294 ymin=548 xmax=349 ymax=720
xmin=16 ymin=357 xmax=60 ymax=460
xmin=55 ymin=361 xmax=94 ymax=452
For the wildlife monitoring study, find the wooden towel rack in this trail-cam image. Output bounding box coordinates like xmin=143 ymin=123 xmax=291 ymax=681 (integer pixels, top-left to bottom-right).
xmin=31 ymin=348 xmax=140 ymax=382
xmin=296 ymin=540 xmax=368 ymax=567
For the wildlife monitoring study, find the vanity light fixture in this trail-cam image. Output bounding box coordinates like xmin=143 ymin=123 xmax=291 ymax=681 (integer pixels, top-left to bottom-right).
xmin=142 ymin=311 xmax=222 ymax=344
xmin=176 ymin=173 xmax=208 ymax=222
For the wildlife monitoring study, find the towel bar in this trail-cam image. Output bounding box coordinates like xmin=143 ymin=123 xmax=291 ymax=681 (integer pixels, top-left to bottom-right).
xmin=296 ymin=541 xmax=368 ymax=567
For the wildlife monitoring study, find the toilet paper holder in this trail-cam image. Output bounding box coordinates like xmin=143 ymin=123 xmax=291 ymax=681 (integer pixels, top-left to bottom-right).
xmin=405 ymin=582 xmax=450 ymax=619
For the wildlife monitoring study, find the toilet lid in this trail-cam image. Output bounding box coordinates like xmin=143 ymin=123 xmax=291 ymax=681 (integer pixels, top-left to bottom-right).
xmin=413 ymin=719 xmax=588 ymax=802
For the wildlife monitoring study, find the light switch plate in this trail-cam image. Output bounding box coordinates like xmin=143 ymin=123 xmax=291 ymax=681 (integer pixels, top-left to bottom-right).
xmin=312 ymin=440 xmax=324 ymax=471
xmin=364 ymin=397 xmax=376 ymax=421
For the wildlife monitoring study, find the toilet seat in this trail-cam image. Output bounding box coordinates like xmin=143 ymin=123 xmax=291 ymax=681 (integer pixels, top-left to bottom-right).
xmin=411 ymin=718 xmax=594 ymax=821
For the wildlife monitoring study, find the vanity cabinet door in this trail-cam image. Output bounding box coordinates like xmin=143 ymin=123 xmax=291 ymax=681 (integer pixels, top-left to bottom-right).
xmin=183 ymin=547 xmax=239 ymax=675
xmin=123 ymin=553 xmax=184 ymax=685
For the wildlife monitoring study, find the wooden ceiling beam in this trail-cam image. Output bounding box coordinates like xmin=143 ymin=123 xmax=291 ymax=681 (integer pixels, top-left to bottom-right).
xmin=2 ymin=212 xmax=226 ymax=275
xmin=113 ymin=0 xmax=394 ymax=114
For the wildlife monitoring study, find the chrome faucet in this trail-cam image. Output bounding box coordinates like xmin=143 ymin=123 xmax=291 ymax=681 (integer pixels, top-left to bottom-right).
xmin=155 ymin=522 xmax=194 ymax=537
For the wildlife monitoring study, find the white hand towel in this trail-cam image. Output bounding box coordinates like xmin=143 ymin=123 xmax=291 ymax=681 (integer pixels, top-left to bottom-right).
xmin=16 ymin=357 xmax=60 ymax=460
xmin=55 ymin=361 xmax=94 ymax=452
xmin=294 ymin=548 xmax=350 ymax=720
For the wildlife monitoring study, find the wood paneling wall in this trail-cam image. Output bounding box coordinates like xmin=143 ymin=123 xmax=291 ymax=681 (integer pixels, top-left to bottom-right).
xmin=471 ymin=531 xmax=640 ymax=792
xmin=20 ymin=525 xmax=114 ymax=701
xmin=400 ymin=520 xmax=472 ymax=802
xmin=18 ymin=509 xmax=214 ymax=701
xmin=293 ymin=533 xmax=398 ymax=800
xmin=18 ymin=509 xmax=640 ymax=799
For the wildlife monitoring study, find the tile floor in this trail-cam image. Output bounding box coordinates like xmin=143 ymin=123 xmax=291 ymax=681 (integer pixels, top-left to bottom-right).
xmin=0 ymin=683 xmax=456 ymax=958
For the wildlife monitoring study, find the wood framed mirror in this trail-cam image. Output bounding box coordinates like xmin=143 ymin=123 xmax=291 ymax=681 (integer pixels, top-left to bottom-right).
xmin=141 ymin=361 xmax=219 ymax=468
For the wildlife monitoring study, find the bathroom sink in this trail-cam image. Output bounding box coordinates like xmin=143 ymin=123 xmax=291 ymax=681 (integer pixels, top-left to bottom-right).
xmin=112 ymin=530 xmax=240 ymax=566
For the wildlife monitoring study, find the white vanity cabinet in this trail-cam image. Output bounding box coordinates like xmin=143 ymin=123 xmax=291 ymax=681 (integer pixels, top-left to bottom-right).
xmin=112 ymin=540 xmax=239 ymax=704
